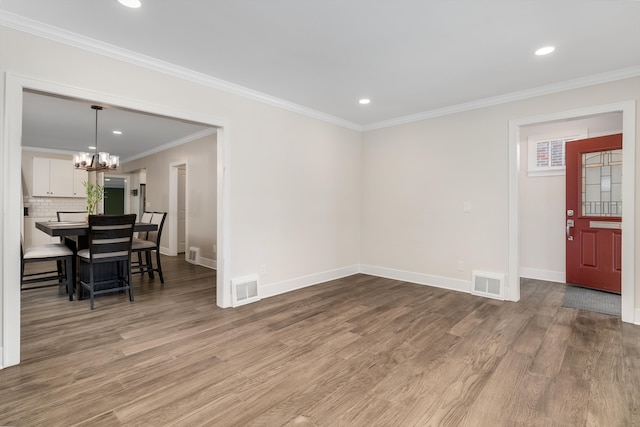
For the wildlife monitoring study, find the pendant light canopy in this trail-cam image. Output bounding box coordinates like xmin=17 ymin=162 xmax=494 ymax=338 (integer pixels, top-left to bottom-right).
xmin=73 ymin=105 xmax=119 ymax=171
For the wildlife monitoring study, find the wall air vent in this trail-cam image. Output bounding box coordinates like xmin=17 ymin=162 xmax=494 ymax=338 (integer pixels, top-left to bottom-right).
xmin=471 ymin=270 xmax=505 ymax=300
xmin=231 ymin=275 xmax=261 ymax=307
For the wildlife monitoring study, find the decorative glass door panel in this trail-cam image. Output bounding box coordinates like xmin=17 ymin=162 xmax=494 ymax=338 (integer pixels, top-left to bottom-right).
xmin=581 ymin=149 xmax=622 ymax=216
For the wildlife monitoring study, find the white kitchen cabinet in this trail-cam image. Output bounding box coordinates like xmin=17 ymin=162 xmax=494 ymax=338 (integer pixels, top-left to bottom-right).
xmin=33 ymin=157 xmax=83 ymax=197
xmin=73 ymin=169 xmax=88 ymax=197
xmin=32 ymin=157 xmax=51 ymax=196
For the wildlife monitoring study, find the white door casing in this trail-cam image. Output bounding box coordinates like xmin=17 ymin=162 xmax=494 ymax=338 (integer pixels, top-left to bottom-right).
xmin=1 ymin=74 xmax=232 ymax=369
xmin=508 ymin=101 xmax=636 ymax=323
xmin=168 ymin=161 xmax=187 ymax=257
xmin=178 ymin=166 xmax=187 ymax=254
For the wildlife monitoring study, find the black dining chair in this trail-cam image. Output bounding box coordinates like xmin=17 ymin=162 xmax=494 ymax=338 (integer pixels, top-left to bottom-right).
xmin=77 ymin=214 xmax=136 ymax=310
xmin=137 ymin=211 xmax=153 ymax=238
xmin=57 ymin=211 xmax=88 ymax=222
xmin=132 ymin=211 xmax=153 ymax=269
xmin=21 ymin=236 xmax=74 ymax=300
xmin=132 ymin=211 xmax=167 ymax=283
xmin=56 ymin=211 xmax=88 ymax=285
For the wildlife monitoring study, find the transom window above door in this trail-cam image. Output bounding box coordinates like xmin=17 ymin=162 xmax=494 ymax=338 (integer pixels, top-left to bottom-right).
xmin=527 ymin=129 xmax=588 ymax=177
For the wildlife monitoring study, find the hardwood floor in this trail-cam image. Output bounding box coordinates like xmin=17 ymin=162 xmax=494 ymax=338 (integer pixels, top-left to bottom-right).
xmin=2 ymin=263 xmax=640 ymax=426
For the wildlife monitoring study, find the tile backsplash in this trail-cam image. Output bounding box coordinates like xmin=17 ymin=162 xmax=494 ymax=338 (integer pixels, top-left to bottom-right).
xmin=24 ymin=196 xmax=87 ymax=218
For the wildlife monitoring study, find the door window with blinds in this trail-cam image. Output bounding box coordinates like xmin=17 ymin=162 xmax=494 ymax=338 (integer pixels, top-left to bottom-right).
xmin=582 ymin=149 xmax=622 ymax=216
xmin=527 ymin=130 xmax=588 ymax=176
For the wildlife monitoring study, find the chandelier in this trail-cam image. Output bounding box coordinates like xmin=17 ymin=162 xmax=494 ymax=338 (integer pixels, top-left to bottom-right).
xmin=73 ymin=105 xmax=120 ymax=171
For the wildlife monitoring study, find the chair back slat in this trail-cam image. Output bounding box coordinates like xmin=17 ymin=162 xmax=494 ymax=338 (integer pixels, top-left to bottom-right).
xmin=87 ymin=214 xmax=136 ymax=263
xmin=57 ymin=211 xmax=88 ymax=222
xmin=91 ymin=240 xmax=131 ymax=256
xmin=92 ymin=224 xmax=136 ymax=238
xmin=138 ymin=211 xmax=154 ymax=239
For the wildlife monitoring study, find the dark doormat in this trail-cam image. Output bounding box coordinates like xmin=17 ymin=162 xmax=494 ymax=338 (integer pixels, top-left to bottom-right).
xmin=562 ymin=285 xmax=621 ymax=317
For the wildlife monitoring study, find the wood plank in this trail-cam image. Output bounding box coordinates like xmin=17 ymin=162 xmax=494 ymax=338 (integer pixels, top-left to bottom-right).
xmin=529 ymin=323 xmax=572 ymax=378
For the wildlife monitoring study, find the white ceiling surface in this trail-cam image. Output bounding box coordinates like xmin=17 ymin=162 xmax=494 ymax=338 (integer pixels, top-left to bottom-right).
xmin=3 ymin=1 xmax=640 ymax=139
xmin=21 ymin=91 xmax=213 ymax=162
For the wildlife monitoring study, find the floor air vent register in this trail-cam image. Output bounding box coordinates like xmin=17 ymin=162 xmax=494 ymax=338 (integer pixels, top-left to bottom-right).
xmin=471 ymin=270 xmax=505 ymax=300
xmin=187 ymin=247 xmax=199 ymax=264
xmin=231 ymin=275 xmax=261 ymax=307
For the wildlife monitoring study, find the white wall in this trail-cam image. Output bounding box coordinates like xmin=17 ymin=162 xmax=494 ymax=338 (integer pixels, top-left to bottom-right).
xmin=361 ymin=77 xmax=639 ymax=301
xmin=361 ymin=108 xmax=509 ymax=290
xmin=123 ymin=133 xmax=217 ymax=262
xmin=0 ymin=26 xmax=362 ymax=367
xmin=518 ymin=114 xmax=623 ymax=282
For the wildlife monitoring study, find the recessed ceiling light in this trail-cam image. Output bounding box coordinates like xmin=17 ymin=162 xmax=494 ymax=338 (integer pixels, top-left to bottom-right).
xmin=112 ymin=130 xmax=123 ymax=135
xmin=359 ymin=98 xmax=371 ymax=105
xmin=88 ymin=146 xmax=96 ymax=150
xmin=535 ymin=46 xmax=555 ymax=56
xmin=118 ymin=0 xmax=141 ymax=8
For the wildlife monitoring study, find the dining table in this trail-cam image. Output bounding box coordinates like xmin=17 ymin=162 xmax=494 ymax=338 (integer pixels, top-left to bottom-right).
xmin=36 ymin=220 xmax=157 ymax=238
xmin=36 ymin=220 xmax=157 ymax=300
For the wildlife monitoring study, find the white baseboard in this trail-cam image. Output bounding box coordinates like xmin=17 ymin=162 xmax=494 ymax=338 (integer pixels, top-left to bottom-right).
xmin=519 ymin=267 xmax=565 ymax=283
xmin=635 ymin=309 xmax=640 ymax=326
xmin=158 ymin=246 xmax=216 ymax=269
xmin=360 ymin=264 xmax=471 ymax=294
xmin=261 ymin=265 xmax=360 ymax=299
xmin=198 ymin=256 xmax=217 ymax=270
xmin=261 ymin=264 xmax=471 ymax=300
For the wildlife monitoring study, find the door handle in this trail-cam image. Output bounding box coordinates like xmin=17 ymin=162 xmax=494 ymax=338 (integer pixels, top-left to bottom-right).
xmin=566 ymin=219 xmax=574 ymax=241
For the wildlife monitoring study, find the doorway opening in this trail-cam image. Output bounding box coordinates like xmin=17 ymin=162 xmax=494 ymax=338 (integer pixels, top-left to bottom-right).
xmin=2 ymin=74 xmax=231 ymax=368
xmin=168 ymin=162 xmax=188 ymax=257
xmin=178 ymin=166 xmax=186 ymax=255
xmin=103 ymin=175 xmax=130 ymax=215
xmin=509 ymin=102 xmax=636 ymax=323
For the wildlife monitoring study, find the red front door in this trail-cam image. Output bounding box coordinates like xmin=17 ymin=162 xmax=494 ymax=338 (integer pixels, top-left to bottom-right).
xmin=566 ymin=134 xmax=622 ymax=293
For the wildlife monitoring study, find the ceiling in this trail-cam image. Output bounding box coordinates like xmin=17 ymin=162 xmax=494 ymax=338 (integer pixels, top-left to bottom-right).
xmin=22 ymin=91 xmax=213 ymax=162
xmin=3 ymin=1 xmax=640 ymax=157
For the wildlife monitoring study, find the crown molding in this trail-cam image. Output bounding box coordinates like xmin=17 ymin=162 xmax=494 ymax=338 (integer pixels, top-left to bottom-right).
xmin=363 ymin=65 xmax=640 ymax=131
xmin=122 ymin=128 xmax=218 ymax=163
xmin=3 ymin=11 xmax=640 ymax=133
xmin=22 ymin=128 xmax=217 ymax=163
xmin=0 ymin=11 xmax=362 ymax=132
xmin=21 ymin=145 xmax=76 ymax=155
